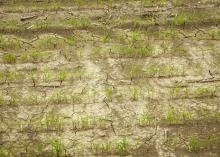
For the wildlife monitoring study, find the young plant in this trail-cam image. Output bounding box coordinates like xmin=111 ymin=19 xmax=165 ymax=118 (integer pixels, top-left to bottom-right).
xmin=73 ymin=115 xmax=94 ymax=130
xmin=102 ymin=32 xmax=110 ymax=43
xmin=165 ymin=106 xmax=176 ymax=124
xmin=57 ymin=69 xmax=67 ymax=85
xmin=188 ymin=135 xmax=200 ymax=152
xmin=105 ymin=87 xmax=114 ymax=102
xmin=131 ymin=88 xmax=140 ymax=101
xmin=3 ymin=53 xmax=16 ymax=64
xmin=24 ymin=94 xmax=41 ymax=105
xmin=51 ymin=138 xmax=67 ymax=157
xmin=91 ymin=141 xmax=112 ymax=155
xmin=0 ymin=94 xmax=6 ymax=106
xmin=43 ymin=68 xmax=53 ymax=82
xmin=39 ymin=113 xmax=64 ymax=131
xmin=115 ymin=138 xmax=130 ymax=156
xmin=173 ymin=13 xmax=194 ymax=26
xmin=50 ymin=91 xmax=69 ymax=104
xmin=138 ymin=111 xmax=156 ymax=126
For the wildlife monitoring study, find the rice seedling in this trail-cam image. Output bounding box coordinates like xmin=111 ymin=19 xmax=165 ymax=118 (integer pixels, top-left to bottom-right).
xmin=36 ymin=36 xmax=62 ymax=49
xmin=166 ymin=135 xmax=181 ymax=148
xmin=30 ymin=51 xmax=50 ymax=63
xmin=57 ymin=69 xmax=67 ymax=85
xmin=188 ymin=135 xmax=200 ymax=152
xmin=0 ymin=94 xmax=6 ymax=106
xmin=194 ymin=86 xmax=217 ymax=98
xmin=173 ymin=12 xmax=194 ymax=26
xmin=165 ymin=106 xmax=195 ymax=125
xmin=170 ymin=85 xmax=217 ymax=99
xmin=128 ymin=63 xmax=143 ymax=81
xmin=160 ymin=28 xmax=179 ymax=39
xmin=96 ymin=118 xmax=109 ymax=130
xmin=165 ymin=106 xmax=176 ymax=124
xmin=70 ymin=93 xmax=82 ymax=104
xmin=145 ymin=63 xmax=181 ymax=77
xmin=105 ymin=87 xmax=114 ymax=102
xmin=23 ymin=94 xmax=41 ymax=105
xmin=91 ymin=141 xmax=113 ymax=155
xmin=73 ymin=115 xmax=95 ymax=130
xmin=69 ymin=17 xmax=91 ymax=29
xmin=69 ymin=68 xmax=85 ymax=81
xmin=167 ymin=133 xmax=220 ymax=153
xmin=138 ymin=111 xmax=156 ymax=126
xmin=0 ymin=36 xmax=22 ymax=51
xmin=6 ymin=19 xmax=20 ymax=30
xmin=65 ymin=35 xmax=78 ymax=46
xmin=131 ymin=87 xmax=140 ymax=101
xmin=0 ymin=71 xmax=4 ymax=84
xmin=2 ymin=53 xmax=17 ymax=64
xmin=43 ymin=68 xmax=53 ymax=82
xmin=207 ymin=27 xmax=220 ymax=39
xmin=39 ymin=113 xmax=64 ymax=131
xmin=50 ymin=90 xmax=69 ymax=104
xmin=0 ymin=147 xmax=13 ymax=157
xmin=28 ymin=70 xmax=37 ymax=86
xmin=91 ymin=138 xmax=131 ymax=156
xmin=51 ymin=138 xmax=67 ymax=157
xmin=9 ymin=95 xmax=21 ymax=106
xmin=102 ymin=32 xmax=110 ymax=43
xmin=20 ymin=53 xmax=29 ymax=63
xmin=129 ymin=31 xmax=141 ymax=45
xmin=115 ymin=138 xmax=130 ymax=156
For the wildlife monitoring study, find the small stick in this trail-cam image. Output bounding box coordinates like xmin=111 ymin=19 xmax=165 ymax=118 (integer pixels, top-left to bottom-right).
xmin=20 ymin=15 xmax=38 ymax=21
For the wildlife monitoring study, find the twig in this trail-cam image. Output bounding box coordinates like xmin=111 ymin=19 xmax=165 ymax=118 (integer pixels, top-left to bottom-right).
xmin=20 ymin=15 xmax=38 ymax=21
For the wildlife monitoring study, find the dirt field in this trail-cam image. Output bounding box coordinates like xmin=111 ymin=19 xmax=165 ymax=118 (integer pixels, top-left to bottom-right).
xmin=0 ymin=0 xmax=220 ymax=156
